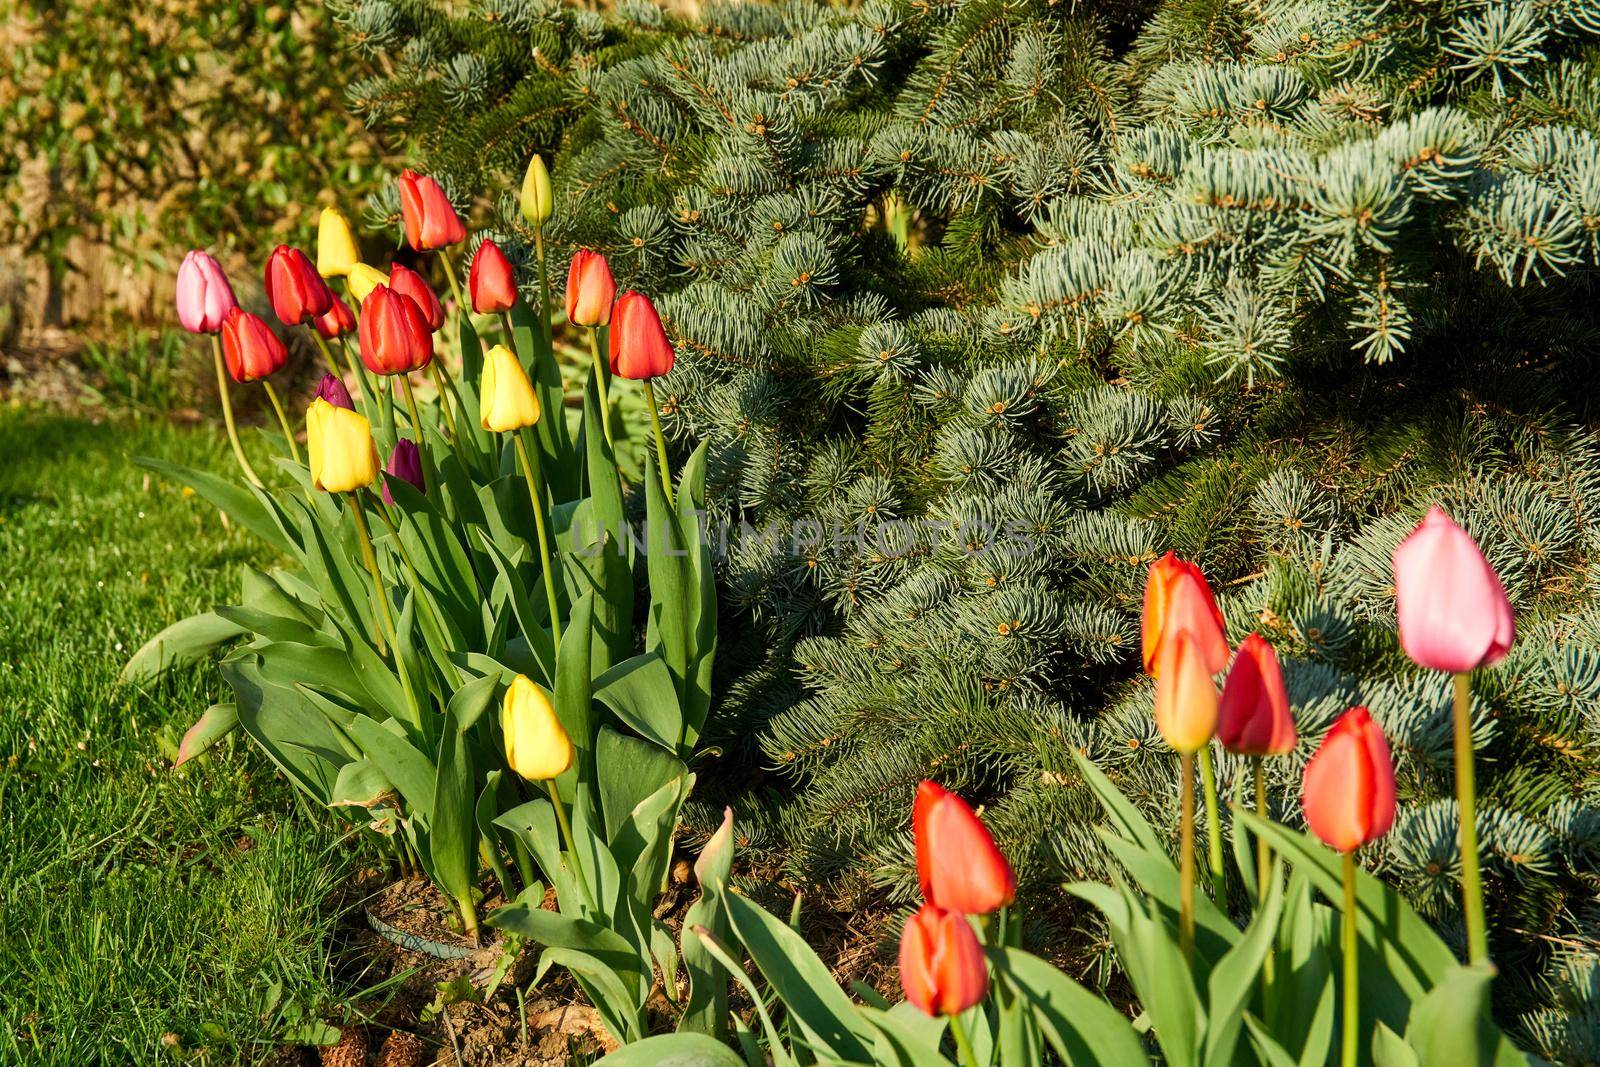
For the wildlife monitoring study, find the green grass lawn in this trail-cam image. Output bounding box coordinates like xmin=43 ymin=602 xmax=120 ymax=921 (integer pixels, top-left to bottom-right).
xmin=0 ymin=408 xmax=358 ymax=1064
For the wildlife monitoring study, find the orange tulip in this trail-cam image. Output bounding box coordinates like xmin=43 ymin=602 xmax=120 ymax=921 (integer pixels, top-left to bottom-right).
xmin=913 ymin=781 xmax=1015 ymax=915
xmin=609 ymin=291 xmax=675 ymax=380
xmin=565 ymin=249 xmax=616 ymax=327
xmin=898 ymin=903 xmax=988 ymax=1018
xmin=1302 ymin=707 xmax=1396 ymax=853
xmin=397 ymin=169 xmax=466 ymax=251
xmin=1154 ymin=629 xmax=1219 ymax=753
xmin=1142 ymin=552 xmax=1229 ymax=677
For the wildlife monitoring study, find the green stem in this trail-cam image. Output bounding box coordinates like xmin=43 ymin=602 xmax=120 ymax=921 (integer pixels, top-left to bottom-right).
xmin=948 ymin=1010 xmax=980 ymax=1067
xmin=1453 ymin=671 xmax=1489 ymax=965
xmin=347 ymin=496 xmax=393 ymax=657
xmin=397 ymin=375 xmax=434 ymax=475
xmin=457 ymin=892 xmax=481 ymax=944
xmin=440 ymin=254 xmax=467 ymax=322
xmin=513 ymin=433 xmax=563 ymax=646
xmin=1179 ymin=751 xmax=1196 ymax=964
xmin=588 ymin=328 xmax=613 ymax=446
xmin=642 ymin=379 xmax=674 ymax=508
xmin=1199 ymin=744 xmax=1225 ymax=891
xmin=322 ymin=332 xmax=371 ymax=422
xmin=429 ymin=361 xmax=460 ymax=440
xmin=1342 ymin=849 xmax=1359 ymax=1067
xmin=545 ymin=779 xmax=595 ymax=914
xmin=260 ymin=379 xmax=301 ymax=464
xmin=535 ymin=229 xmax=553 ymax=356
xmin=1253 ymin=756 xmax=1271 ymax=901
xmin=211 ymin=335 xmax=262 ymax=487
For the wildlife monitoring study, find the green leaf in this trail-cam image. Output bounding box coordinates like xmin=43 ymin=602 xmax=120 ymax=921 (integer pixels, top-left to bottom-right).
xmin=1205 ymin=862 xmax=1284 ymax=1067
xmin=680 ymin=807 xmax=735 ymax=1040
xmin=136 ymin=458 xmax=295 ymax=555
xmin=596 ymin=726 xmax=689 ymax=844
xmin=222 ymin=657 xmax=349 ymax=804
xmin=1404 ymin=964 xmax=1526 ymax=1067
xmin=859 ymin=1003 xmax=956 ymax=1067
xmin=1070 ymin=749 xmax=1166 ymax=855
xmin=990 ymin=946 xmax=1147 ymax=1066
xmin=329 ymin=759 xmax=397 ymax=810
xmin=594 ymin=651 xmax=683 ymax=753
xmin=591 ymin=1032 xmax=746 ymax=1067
xmin=555 ymin=592 xmax=596 ymax=772
xmin=122 ymin=611 xmax=246 ymax=685
xmin=174 ymin=703 xmax=239 ymax=765
xmin=430 ymin=698 xmax=478 ymax=910
xmin=643 ymin=451 xmax=690 ymax=710
xmin=348 ymin=714 xmax=436 ymax=820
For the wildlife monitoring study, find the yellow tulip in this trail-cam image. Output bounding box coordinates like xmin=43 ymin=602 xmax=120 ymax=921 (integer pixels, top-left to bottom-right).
xmin=317 ymin=207 xmax=360 ymax=278
xmin=1153 ymin=628 xmax=1220 ymax=754
xmin=501 ymin=675 xmax=573 ymax=781
xmin=306 ymin=398 xmax=379 ymax=493
xmin=480 ymin=344 xmax=541 ymax=432
xmin=347 ymin=262 xmax=390 ymax=304
xmin=520 ymin=154 xmax=553 ymax=227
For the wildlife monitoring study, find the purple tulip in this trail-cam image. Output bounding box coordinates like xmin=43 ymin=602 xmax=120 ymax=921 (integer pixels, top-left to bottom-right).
xmin=382 ymin=439 xmax=425 ymax=504
xmin=175 ymin=250 xmax=238 ymax=334
xmin=315 ymin=373 xmax=356 ymax=411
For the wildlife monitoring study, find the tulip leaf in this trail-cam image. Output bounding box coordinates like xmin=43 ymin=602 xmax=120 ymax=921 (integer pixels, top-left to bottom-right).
xmin=679 ymin=807 xmax=735 ymax=1040
xmin=1070 ymin=749 xmax=1166 ymax=855
xmin=563 ymin=497 xmax=633 ymax=677
xmin=495 ymin=798 xmax=578 ymax=906
xmin=674 ymin=440 xmax=717 ymax=748
xmin=643 ymin=451 xmax=691 ymax=714
xmin=348 ymin=714 xmax=436 ymax=820
xmin=1243 ymin=1015 xmax=1306 ymax=1067
xmin=509 ymin=300 xmax=578 ymax=502
xmin=222 ymin=657 xmax=348 ymax=805
xmin=594 ymin=651 xmax=682 ymax=753
xmin=385 ymin=478 xmax=480 ymax=630
xmin=474 ymin=770 xmax=514 ymax=899
xmin=1205 ymin=861 xmax=1284 ymax=1067
xmin=1122 ymin=894 xmax=1203 ymax=1067
xmin=555 ymin=592 xmax=596 ymax=774
xmin=136 ymin=457 xmax=295 ymax=555
xmin=991 ymin=946 xmax=1148 ymax=1066
xmin=430 ymin=698 xmax=478 ymax=915
xmin=174 ymin=702 xmax=239 ymax=766
xmin=723 ymin=891 xmax=875 ymax=1063
xmin=477 ymin=528 xmax=555 ymax=685
xmin=122 ymin=610 xmax=247 ymax=685
xmin=488 ymin=892 xmax=648 ymax=996
xmin=590 ymin=1032 xmax=747 ymax=1067
xmin=596 ymin=726 xmax=688 ymax=845
xmin=216 ymin=605 xmax=333 ymax=649
xmin=330 ymin=759 xmax=398 ymax=810
xmin=241 ymin=566 xmax=318 ymax=625
xmin=1404 ymin=964 xmax=1529 ymax=1066
xmin=858 ymin=1004 xmax=956 ymax=1067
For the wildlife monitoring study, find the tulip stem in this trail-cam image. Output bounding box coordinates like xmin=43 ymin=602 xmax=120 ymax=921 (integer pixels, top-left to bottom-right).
xmin=211 ymin=336 xmax=263 ymax=488
xmin=1253 ymin=755 xmax=1271 ymax=900
xmin=534 ymin=230 xmax=554 ymax=357
xmin=260 ymin=380 xmax=301 ymax=465
xmin=348 ymin=496 xmax=393 ymax=658
xmin=1179 ymin=751 xmax=1196 ymax=964
xmin=513 ymin=433 xmax=564 ymax=647
xmin=545 ymin=780 xmax=596 ymax=915
xmin=1199 ymin=745 xmax=1225 ymax=892
xmin=1453 ymin=671 xmax=1489 ymax=965
xmin=588 ymin=328 xmax=614 ymax=446
xmin=948 ymin=1011 xmax=980 ymax=1067
xmin=440 ymin=254 xmax=467 ymax=325
xmin=1341 ymin=849 xmax=1359 ymax=1067
xmin=428 ymin=362 xmax=461 ymax=439
xmin=642 ymin=379 xmax=675 ymax=508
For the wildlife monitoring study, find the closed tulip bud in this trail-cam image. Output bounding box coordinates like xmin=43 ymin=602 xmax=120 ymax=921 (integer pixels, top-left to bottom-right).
xmin=175 ymin=250 xmax=237 ymax=334
xmin=565 ymin=249 xmax=616 ymax=327
xmin=520 ymin=154 xmax=553 ymax=226
xmin=899 ymin=903 xmax=988 ymax=1018
xmin=1392 ymin=506 xmax=1515 ymax=674
xmin=397 ymin=169 xmax=466 ymax=251
xmin=220 ymin=308 xmax=288 ymax=383
xmin=305 ymin=398 xmax=379 ymax=494
xmin=1142 ymin=552 xmax=1229 ymax=677
xmin=1217 ymin=633 xmax=1297 ymax=756
xmin=609 ymin=290 xmax=675 ymax=380
xmin=1154 ymin=629 xmax=1220 ymax=753
xmin=313 ymin=293 xmax=357 ymax=340
xmin=470 ymin=239 xmax=518 ymax=314
xmin=264 ymin=245 xmax=334 ymax=327
xmin=317 ymin=206 xmax=360 ymax=278
xmin=388 ymin=263 xmax=445 ymax=332
xmin=382 ymin=439 xmax=425 ymax=504
xmin=479 ymin=344 xmax=541 ymax=432
xmin=501 ymin=675 xmax=573 ymax=781
xmin=913 ymin=781 xmax=1015 ymax=914
xmin=1302 ymin=706 xmax=1396 ymax=853
xmin=315 ymin=373 xmax=355 ymax=411
xmin=359 ymin=286 xmax=434 ymax=376
xmin=347 ymin=262 xmax=390 ymax=305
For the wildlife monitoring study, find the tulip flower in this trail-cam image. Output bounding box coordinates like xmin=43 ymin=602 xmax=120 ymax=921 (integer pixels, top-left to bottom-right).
xmin=347 ymin=263 xmax=390 ymax=304
xmin=176 ymin=250 xmax=237 ymax=334
xmin=913 ymin=781 xmax=1015 ymax=915
xmin=389 ymin=263 xmax=445 ymax=332
xmin=220 ymin=308 xmax=288 ymax=384
xmin=565 ymin=249 xmax=616 ymax=327
xmin=382 ymin=440 xmax=425 ymax=505
xmin=316 ymin=373 xmax=355 ymax=411
xmin=521 ymin=154 xmax=553 ymax=227
xmin=609 ymin=290 xmax=675 ymax=381
xmin=1142 ymin=552 xmax=1229 ymax=677
xmin=899 ymin=903 xmax=988 ymax=1019
xmin=264 ymin=245 xmax=334 ymax=327
xmin=501 ymin=675 xmax=592 ymax=909
xmin=1153 ymin=627 xmax=1219 ymax=960
xmin=1218 ymin=634 xmax=1296 ymax=756
xmin=313 ymin=293 xmax=357 ymax=340
xmin=398 ymin=169 xmax=466 ymax=251
xmin=1391 ymin=506 xmax=1512 ymax=966
xmin=306 ymin=398 xmax=379 ymax=495
xmin=317 ymin=206 xmax=360 ymax=278
xmin=359 ymin=286 xmax=434 ymax=376
xmin=470 ymin=239 xmax=518 ymax=314
xmin=179 ymin=252 xmax=256 ymax=484
xmin=1303 ymin=705 xmax=1395 ymax=1067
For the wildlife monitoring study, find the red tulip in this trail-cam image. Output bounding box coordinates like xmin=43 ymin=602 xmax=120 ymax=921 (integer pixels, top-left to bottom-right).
xmin=1142 ymin=552 xmax=1229 ymax=677
xmin=359 ymin=285 xmax=434 ymax=375
xmin=609 ymin=291 xmax=675 ymax=380
xmin=1154 ymin=628 xmax=1220 ymax=753
xmin=388 ymin=263 xmax=445 ymax=332
xmin=899 ymin=903 xmax=988 ymax=1018
xmin=470 ymin=239 xmax=518 ymax=314
xmin=397 ymin=169 xmax=466 ymax=251
xmin=1392 ymin=506 xmax=1515 ymax=674
xmin=1302 ymin=707 xmax=1396 ymax=853
xmin=1217 ymin=633 xmax=1297 ymax=756
xmin=220 ymin=308 xmax=288 ymax=383
xmin=264 ymin=245 xmax=333 ymax=327
xmin=913 ymin=781 xmax=1015 ymax=915
xmin=565 ymin=249 xmax=616 ymax=327
xmin=313 ymin=293 xmax=356 ymax=340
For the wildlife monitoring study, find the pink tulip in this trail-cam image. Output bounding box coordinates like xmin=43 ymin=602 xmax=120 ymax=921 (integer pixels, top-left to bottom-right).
xmin=1392 ymin=506 xmax=1514 ymax=674
xmin=175 ymin=250 xmax=237 ymax=334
